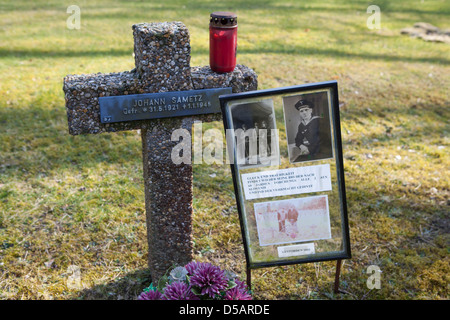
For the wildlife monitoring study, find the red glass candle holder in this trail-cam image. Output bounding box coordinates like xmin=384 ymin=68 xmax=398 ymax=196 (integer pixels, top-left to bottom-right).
xmin=209 ymin=12 xmax=238 ymax=73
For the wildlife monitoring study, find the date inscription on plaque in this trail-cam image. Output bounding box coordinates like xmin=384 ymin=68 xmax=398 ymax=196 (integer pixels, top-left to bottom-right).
xmin=99 ymin=87 xmax=232 ymax=123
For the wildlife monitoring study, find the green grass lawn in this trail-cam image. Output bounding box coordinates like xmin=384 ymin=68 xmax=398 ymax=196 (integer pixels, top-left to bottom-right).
xmin=0 ymin=0 xmax=449 ymax=300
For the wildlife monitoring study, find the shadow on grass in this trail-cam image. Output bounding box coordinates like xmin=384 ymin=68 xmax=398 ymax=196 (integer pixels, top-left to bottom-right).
xmin=72 ymin=268 xmax=152 ymax=300
xmin=0 ymin=48 xmax=133 ymax=59
xmin=1 ymin=41 xmax=448 ymax=65
xmin=5 ymin=0 xmax=449 ymax=15
xmin=233 ymin=42 xmax=450 ymax=65
xmin=0 ymin=103 xmax=142 ymax=180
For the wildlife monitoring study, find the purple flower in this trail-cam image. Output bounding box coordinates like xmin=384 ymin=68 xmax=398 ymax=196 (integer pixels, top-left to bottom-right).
xmin=225 ymin=279 xmax=252 ymax=300
xmin=189 ymin=262 xmax=228 ymax=298
xmin=185 ymin=261 xmax=202 ymax=275
xmin=163 ymin=281 xmax=199 ymax=300
xmin=234 ymin=279 xmax=248 ymax=291
xmin=138 ymin=289 xmax=163 ymax=300
xmin=224 ymin=286 xmax=252 ymax=300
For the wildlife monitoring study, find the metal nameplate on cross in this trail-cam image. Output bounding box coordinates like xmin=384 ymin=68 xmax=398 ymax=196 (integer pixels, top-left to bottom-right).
xmin=99 ymin=87 xmax=231 ymax=123
xmin=63 ymin=21 xmax=257 ymax=281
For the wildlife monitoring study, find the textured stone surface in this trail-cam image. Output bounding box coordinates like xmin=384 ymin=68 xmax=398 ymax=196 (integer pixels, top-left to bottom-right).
xmin=63 ymin=64 xmax=257 ymax=135
xmin=401 ymin=22 xmax=450 ymax=43
xmin=63 ymin=22 xmax=257 ymax=281
xmin=133 ymin=22 xmax=193 ymax=92
xmin=141 ymin=116 xmax=196 ymax=276
xmin=191 ymin=64 xmax=258 ymax=93
xmin=63 ymin=70 xmax=142 ymax=135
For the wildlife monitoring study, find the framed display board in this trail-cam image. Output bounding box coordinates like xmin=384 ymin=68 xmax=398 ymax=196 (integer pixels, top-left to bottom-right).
xmin=220 ymin=81 xmax=351 ymax=272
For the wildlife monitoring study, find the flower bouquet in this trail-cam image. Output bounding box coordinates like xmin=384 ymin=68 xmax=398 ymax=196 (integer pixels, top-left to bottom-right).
xmin=138 ymin=261 xmax=252 ymax=300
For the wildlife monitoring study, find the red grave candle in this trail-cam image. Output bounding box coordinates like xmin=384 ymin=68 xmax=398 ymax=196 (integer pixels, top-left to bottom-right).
xmin=209 ymin=12 xmax=238 ymax=73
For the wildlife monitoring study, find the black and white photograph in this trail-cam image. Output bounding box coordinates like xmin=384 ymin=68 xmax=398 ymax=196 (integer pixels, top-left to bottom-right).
xmin=283 ymin=91 xmax=334 ymax=163
xmin=229 ymin=99 xmax=279 ymax=168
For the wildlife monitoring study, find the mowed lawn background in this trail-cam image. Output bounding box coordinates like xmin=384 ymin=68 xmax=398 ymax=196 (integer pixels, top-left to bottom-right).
xmin=0 ymin=0 xmax=448 ymax=300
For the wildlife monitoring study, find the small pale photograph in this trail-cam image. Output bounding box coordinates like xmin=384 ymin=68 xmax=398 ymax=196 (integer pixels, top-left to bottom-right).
xmin=229 ymin=99 xmax=279 ymax=168
xmin=253 ymin=195 xmax=331 ymax=246
xmin=283 ymin=91 xmax=333 ymax=163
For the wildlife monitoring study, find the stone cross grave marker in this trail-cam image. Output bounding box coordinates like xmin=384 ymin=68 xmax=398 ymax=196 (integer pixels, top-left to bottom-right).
xmin=63 ymin=22 xmax=257 ymax=280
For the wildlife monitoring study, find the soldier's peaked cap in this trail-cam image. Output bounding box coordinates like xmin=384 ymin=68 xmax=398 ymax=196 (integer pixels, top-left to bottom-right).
xmin=294 ymin=99 xmax=314 ymax=110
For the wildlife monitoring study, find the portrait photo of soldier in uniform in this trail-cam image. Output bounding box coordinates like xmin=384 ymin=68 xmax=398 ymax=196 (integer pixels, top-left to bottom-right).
xmin=283 ymin=92 xmax=333 ymax=164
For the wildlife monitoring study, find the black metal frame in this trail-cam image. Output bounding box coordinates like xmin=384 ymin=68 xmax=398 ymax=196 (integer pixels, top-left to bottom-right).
xmin=219 ymin=81 xmax=351 ymax=279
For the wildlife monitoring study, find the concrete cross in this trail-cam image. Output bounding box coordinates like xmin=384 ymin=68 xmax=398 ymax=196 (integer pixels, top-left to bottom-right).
xmin=63 ymin=21 xmax=257 ymax=280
